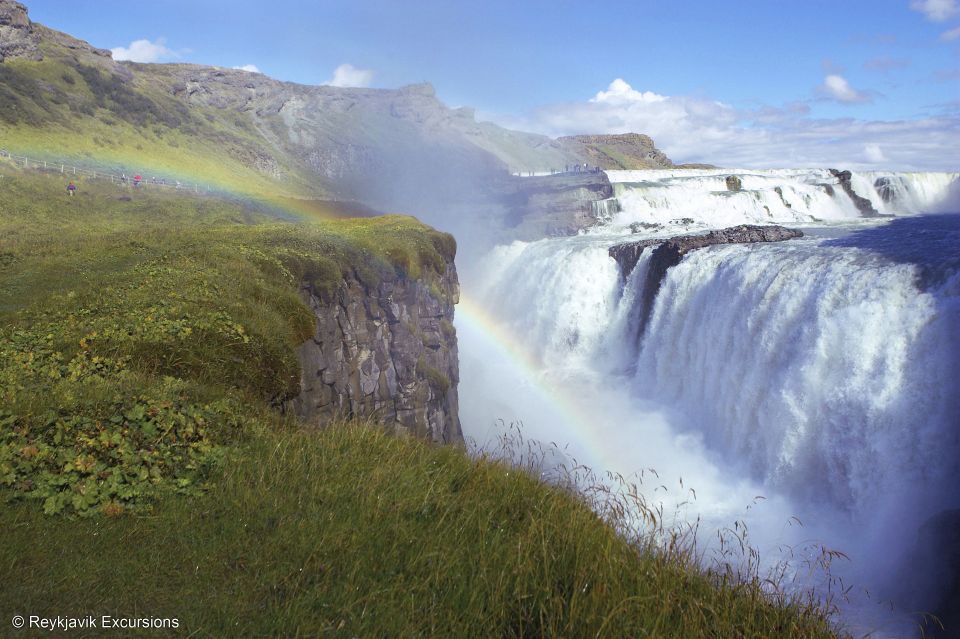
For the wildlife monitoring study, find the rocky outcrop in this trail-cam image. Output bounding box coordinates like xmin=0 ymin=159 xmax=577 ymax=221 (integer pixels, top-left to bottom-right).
xmin=288 ymin=261 xmax=462 ymax=445
xmin=829 ymin=168 xmax=881 ymax=217
xmin=609 ymin=225 xmax=803 ymax=339
xmin=498 ymin=173 xmax=614 ymax=239
xmin=0 ymin=0 xmax=40 ymax=62
xmin=610 ymin=224 xmax=804 ymax=277
xmin=725 ymin=175 xmax=742 ymax=192
xmin=557 ymin=133 xmax=674 ymax=169
xmin=873 ymin=176 xmax=897 ymax=203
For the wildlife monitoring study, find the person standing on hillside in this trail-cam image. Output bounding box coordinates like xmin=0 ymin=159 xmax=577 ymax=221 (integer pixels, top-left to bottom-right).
xmin=67 ymin=181 xmax=77 ymax=196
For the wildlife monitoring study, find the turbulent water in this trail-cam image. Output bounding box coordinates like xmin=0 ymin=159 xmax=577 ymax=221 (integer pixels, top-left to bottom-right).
xmin=458 ymin=168 xmax=960 ymax=637
xmin=607 ymin=168 xmax=959 ymax=227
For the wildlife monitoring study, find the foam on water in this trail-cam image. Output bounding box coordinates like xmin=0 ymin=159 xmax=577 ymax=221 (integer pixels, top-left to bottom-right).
xmin=601 ymin=168 xmax=960 ymax=231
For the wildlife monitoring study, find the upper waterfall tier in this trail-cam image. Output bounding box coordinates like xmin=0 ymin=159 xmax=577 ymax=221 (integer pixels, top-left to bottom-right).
xmin=600 ymin=168 xmax=959 ymax=231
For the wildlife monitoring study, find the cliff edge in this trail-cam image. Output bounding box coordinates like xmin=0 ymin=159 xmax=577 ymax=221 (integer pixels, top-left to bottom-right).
xmin=290 ymin=258 xmax=462 ymax=444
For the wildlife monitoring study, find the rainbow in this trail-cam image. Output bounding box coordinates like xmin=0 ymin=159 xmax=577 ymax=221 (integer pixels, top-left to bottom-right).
xmin=454 ymin=293 xmax=605 ymax=469
xmin=0 ymin=144 xmax=391 ymax=224
xmin=5 ymin=143 xmax=606 ymax=466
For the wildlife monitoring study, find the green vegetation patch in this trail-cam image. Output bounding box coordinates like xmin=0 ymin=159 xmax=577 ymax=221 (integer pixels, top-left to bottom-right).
xmin=0 ymin=169 xmax=455 ymax=516
xmin=72 ymin=63 xmax=195 ymax=130
xmin=0 ymin=423 xmax=843 ymax=638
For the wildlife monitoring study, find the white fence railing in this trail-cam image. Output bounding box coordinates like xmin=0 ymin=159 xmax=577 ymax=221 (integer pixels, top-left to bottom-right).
xmin=0 ymin=149 xmax=210 ymax=194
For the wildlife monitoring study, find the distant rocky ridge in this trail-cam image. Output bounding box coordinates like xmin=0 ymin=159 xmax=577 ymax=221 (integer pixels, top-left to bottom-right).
xmin=557 ymin=133 xmax=674 ymax=170
xmin=0 ymin=0 xmax=696 ymax=238
xmin=494 ymin=172 xmax=615 ymax=239
xmin=0 ymin=0 xmax=112 ymax=63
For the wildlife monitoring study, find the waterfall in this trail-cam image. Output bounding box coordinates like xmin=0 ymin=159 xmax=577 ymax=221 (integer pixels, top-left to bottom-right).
xmin=595 ymin=168 xmax=960 ymax=231
xmin=590 ymin=197 xmax=621 ymax=222
xmin=635 ymin=240 xmax=959 ymax=515
xmin=460 ymin=168 xmax=960 ymax=636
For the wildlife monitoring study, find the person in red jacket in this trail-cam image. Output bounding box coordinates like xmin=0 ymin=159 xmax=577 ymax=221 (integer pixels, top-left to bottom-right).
xmin=133 ymin=174 xmax=142 ymax=187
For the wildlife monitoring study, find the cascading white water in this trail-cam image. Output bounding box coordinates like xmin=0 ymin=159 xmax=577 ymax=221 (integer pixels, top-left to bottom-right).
xmin=459 ymin=168 xmax=960 ymax=637
xmin=602 ymin=168 xmax=960 ymax=230
xmin=637 ymin=241 xmax=958 ymax=514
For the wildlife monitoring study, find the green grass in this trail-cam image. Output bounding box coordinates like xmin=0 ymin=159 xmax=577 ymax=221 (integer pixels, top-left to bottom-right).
xmin=1 ymin=424 xmax=842 ymax=638
xmin=0 ymin=166 xmax=842 ymax=637
xmin=0 ymin=167 xmax=454 ymax=515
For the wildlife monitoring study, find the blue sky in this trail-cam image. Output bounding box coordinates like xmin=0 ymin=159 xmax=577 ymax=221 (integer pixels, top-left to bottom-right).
xmin=23 ymin=0 xmax=960 ymax=169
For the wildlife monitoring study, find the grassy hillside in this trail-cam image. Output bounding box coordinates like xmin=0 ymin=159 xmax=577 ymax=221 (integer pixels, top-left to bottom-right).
xmin=0 ymin=49 xmax=317 ymax=199
xmin=0 ymin=167 xmax=454 ymax=515
xmin=0 ymin=164 xmax=844 ymax=636
xmin=2 ymin=425 xmax=841 ymax=638
xmin=0 ymin=17 xmax=589 ymax=209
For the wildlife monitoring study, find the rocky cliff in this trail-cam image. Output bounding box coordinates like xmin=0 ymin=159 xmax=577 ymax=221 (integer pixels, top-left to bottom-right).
xmin=288 ymin=260 xmax=462 ymax=445
xmin=496 ymin=172 xmax=615 ymax=239
xmin=0 ymin=0 xmax=36 ymax=61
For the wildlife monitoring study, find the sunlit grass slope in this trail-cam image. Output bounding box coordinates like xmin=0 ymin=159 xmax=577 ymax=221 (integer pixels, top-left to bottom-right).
xmin=2 ymin=424 xmax=844 ymax=638
xmin=0 ymin=169 xmax=842 ymax=636
xmin=0 ymin=34 xmax=320 ymax=199
xmin=0 ymin=168 xmax=454 ymax=515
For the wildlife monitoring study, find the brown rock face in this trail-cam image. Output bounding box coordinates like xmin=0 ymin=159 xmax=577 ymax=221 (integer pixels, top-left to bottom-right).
xmin=0 ymin=0 xmax=29 ymax=28
xmin=288 ymin=260 xmax=462 ymax=445
xmin=0 ymin=0 xmax=40 ymax=62
xmin=725 ymin=175 xmax=742 ymax=192
xmin=609 ymin=225 xmax=804 ymax=340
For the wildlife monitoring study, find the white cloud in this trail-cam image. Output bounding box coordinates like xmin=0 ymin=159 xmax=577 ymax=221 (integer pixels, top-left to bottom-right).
xmin=940 ymin=25 xmax=960 ymax=40
xmin=233 ymin=64 xmax=261 ymax=73
xmin=486 ymin=78 xmax=960 ymax=171
xmin=817 ymin=74 xmax=872 ymax=103
xmin=910 ymin=0 xmax=958 ymax=21
xmin=590 ymin=78 xmax=667 ymax=105
xmin=325 ymin=63 xmax=374 ymax=88
xmin=110 ymin=38 xmax=177 ymax=63
xmin=864 ymin=144 xmax=887 ymax=163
